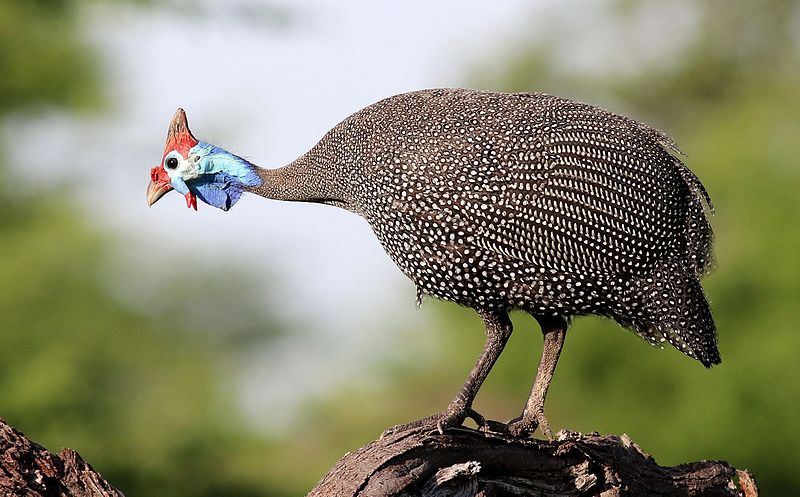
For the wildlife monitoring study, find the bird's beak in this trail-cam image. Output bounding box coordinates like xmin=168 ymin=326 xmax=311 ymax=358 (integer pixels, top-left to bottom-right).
xmin=147 ymin=166 xmax=173 ymax=207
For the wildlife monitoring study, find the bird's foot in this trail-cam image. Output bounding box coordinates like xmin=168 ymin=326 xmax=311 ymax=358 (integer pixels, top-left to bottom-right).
xmin=505 ymin=409 xmax=553 ymax=440
xmin=381 ymin=405 xmax=485 ymax=438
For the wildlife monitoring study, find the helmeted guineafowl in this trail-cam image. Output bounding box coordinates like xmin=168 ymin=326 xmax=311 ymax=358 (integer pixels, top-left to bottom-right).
xmin=147 ymin=88 xmax=718 ymax=438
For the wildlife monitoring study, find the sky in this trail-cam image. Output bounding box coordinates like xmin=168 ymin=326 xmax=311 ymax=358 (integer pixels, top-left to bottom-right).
xmin=4 ymin=0 xmax=559 ymax=429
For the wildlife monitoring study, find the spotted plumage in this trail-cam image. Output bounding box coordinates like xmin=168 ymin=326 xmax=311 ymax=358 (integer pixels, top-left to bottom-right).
xmin=148 ymin=88 xmax=719 ymax=437
xmin=260 ymin=89 xmax=717 ymax=366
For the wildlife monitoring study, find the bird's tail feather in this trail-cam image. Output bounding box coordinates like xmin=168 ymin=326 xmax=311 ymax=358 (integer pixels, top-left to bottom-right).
xmin=613 ymin=262 xmax=720 ymax=367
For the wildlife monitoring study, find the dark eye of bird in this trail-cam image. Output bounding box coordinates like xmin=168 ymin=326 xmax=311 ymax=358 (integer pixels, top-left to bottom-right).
xmin=165 ymin=157 xmax=179 ymax=169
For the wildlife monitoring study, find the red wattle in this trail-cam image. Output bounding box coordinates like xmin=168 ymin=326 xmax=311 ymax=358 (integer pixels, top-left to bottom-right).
xmin=185 ymin=192 xmax=197 ymax=210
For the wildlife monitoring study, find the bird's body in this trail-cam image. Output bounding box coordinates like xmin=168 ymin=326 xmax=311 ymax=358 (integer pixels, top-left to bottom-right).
xmin=252 ymin=89 xmax=718 ymax=365
xmin=148 ymin=88 xmax=719 ymax=437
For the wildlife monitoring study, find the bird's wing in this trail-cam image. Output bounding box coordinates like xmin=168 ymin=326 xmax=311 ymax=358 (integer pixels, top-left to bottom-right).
xmin=451 ymin=115 xmax=694 ymax=277
xmin=359 ymin=90 xmax=712 ymax=279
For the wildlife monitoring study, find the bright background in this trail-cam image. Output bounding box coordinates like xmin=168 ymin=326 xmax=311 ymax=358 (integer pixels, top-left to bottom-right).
xmin=1 ymin=1 xmax=798 ymax=495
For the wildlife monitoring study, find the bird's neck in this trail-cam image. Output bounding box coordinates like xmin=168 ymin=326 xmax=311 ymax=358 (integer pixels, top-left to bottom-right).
xmin=247 ymin=154 xmax=348 ymax=206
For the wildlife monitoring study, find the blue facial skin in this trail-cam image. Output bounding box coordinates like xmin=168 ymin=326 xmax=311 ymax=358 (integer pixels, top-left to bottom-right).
xmin=173 ymin=142 xmax=263 ymax=211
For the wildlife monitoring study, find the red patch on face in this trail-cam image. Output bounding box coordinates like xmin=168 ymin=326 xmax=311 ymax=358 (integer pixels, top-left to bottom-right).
xmin=150 ymin=164 xmax=171 ymax=185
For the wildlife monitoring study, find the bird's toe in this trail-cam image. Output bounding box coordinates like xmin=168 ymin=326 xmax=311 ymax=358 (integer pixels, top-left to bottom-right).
xmin=506 ymin=410 xmax=553 ymax=439
xmin=381 ymin=404 xmax=483 ymax=438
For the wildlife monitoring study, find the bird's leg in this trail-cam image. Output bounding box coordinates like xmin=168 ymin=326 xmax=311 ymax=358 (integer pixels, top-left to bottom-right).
xmin=506 ymin=316 xmax=568 ymax=439
xmin=382 ymin=310 xmax=513 ymax=437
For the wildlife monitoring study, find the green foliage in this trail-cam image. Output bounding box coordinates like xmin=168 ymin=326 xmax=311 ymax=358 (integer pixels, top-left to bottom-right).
xmin=264 ymin=2 xmax=800 ymax=494
xmin=0 ymin=2 xmax=288 ymax=496
xmin=0 ymin=194 xmax=295 ymax=496
xmin=0 ymin=1 xmax=100 ymax=113
xmin=442 ymin=1 xmax=800 ymax=494
xmin=2 ymin=1 xmax=796 ymax=495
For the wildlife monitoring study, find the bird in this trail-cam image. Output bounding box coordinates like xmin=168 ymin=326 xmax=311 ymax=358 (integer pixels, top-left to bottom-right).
xmin=146 ymin=88 xmax=718 ymax=438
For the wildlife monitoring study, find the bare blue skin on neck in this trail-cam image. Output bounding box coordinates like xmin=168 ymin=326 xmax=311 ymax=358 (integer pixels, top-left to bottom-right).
xmin=175 ymin=142 xmax=263 ymax=211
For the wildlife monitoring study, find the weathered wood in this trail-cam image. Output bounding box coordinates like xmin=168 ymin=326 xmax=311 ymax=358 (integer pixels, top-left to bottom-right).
xmin=0 ymin=418 xmax=123 ymax=497
xmin=0 ymin=417 xmax=760 ymax=497
xmin=308 ymin=426 xmax=759 ymax=497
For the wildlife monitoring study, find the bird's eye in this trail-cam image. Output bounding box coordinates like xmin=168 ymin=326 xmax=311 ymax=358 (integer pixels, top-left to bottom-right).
xmin=165 ymin=157 xmax=179 ymax=169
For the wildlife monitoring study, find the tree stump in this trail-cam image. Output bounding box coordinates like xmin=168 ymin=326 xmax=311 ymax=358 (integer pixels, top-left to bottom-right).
xmin=0 ymin=418 xmax=759 ymax=497
xmin=0 ymin=418 xmax=123 ymax=497
xmin=308 ymin=426 xmax=759 ymax=497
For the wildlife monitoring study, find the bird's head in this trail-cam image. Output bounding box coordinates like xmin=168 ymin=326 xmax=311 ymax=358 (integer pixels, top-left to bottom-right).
xmin=146 ymin=109 xmax=262 ymax=211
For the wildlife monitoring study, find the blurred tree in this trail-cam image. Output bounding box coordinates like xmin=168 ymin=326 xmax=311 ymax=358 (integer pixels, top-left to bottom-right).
xmin=460 ymin=1 xmax=800 ymax=494
xmin=0 ymin=2 xmax=290 ymax=496
xmin=4 ymin=1 xmax=796 ymax=496
xmin=0 ymin=1 xmax=98 ymax=114
xmin=264 ymin=1 xmax=800 ymax=495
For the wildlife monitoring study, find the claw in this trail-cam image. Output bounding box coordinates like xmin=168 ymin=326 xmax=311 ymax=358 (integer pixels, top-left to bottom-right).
xmin=506 ymin=410 xmax=553 ymax=439
xmin=381 ymin=407 xmax=486 ymax=439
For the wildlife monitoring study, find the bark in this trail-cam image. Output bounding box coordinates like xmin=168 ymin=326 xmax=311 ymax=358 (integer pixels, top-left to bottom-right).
xmin=0 ymin=417 xmax=760 ymax=497
xmin=308 ymin=426 xmax=760 ymax=497
xmin=0 ymin=418 xmax=123 ymax=497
